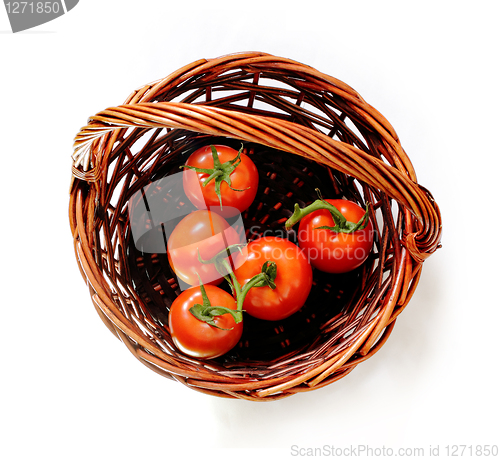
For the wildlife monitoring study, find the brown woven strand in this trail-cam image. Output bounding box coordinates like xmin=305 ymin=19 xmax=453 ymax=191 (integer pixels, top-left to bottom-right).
xmin=69 ymin=52 xmax=442 ymax=401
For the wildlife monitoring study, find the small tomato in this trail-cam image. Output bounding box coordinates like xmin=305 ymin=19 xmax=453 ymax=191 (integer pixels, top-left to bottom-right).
xmin=294 ymin=198 xmax=374 ymax=273
xmin=233 ymin=236 xmax=313 ymax=321
xmin=182 ymin=144 xmax=259 ymax=218
xmin=169 ymin=285 xmax=243 ymax=359
xmin=167 ymin=210 xmax=243 ymax=286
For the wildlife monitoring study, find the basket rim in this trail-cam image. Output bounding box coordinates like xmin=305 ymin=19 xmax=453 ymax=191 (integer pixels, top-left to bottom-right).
xmin=68 ymin=52 xmax=442 ymax=400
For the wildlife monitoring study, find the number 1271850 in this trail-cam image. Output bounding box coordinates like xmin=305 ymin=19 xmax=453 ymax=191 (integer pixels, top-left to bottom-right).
xmin=5 ymin=2 xmax=62 ymax=14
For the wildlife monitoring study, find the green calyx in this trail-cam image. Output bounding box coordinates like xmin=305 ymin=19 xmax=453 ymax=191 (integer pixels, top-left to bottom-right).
xmin=246 ymin=261 xmax=277 ymax=290
xmin=189 ymin=278 xmax=242 ymax=330
xmin=285 ymin=188 xmax=370 ymax=234
xmin=181 ymin=144 xmax=249 ymax=209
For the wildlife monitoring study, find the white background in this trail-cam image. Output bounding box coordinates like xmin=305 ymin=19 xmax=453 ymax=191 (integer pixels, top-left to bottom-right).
xmin=1 ymin=1 xmax=499 ymax=459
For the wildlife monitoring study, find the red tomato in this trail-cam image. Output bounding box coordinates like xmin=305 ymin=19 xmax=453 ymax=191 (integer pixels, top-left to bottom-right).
xmin=233 ymin=236 xmax=313 ymax=321
xmin=169 ymin=285 xmax=243 ymax=359
xmin=297 ymin=199 xmax=374 ymax=273
xmin=167 ymin=210 xmax=243 ymax=286
xmin=182 ymin=144 xmax=259 ymax=218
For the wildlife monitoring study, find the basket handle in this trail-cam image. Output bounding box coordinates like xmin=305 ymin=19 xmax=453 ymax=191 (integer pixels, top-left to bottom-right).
xmin=71 ymin=101 xmax=442 ymax=263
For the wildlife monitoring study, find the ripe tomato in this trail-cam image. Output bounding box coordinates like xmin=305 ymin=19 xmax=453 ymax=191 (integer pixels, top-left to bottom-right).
xmin=297 ymin=199 xmax=374 ymax=273
xmin=182 ymin=144 xmax=259 ymax=218
xmin=167 ymin=210 xmax=244 ymax=286
xmin=232 ymin=236 xmax=313 ymax=321
xmin=168 ymin=285 xmax=243 ymax=359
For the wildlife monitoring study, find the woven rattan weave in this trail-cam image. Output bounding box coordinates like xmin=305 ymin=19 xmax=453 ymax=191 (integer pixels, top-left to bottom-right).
xmin=69 ymin=52 xmax=442 ymax=401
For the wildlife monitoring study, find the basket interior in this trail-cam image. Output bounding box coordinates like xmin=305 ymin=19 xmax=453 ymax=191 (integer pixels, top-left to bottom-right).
xmin=128 ymin=136 xmax=376 ymax=361
xmin=84 ymin=58 xmax=407 ymax=378
xmin=93 ymin=131 xmax=396 ymax=374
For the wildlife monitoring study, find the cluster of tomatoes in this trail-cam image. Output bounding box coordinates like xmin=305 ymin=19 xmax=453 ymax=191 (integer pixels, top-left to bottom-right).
xmin=165 ymin=144 xmax=374 ymax=359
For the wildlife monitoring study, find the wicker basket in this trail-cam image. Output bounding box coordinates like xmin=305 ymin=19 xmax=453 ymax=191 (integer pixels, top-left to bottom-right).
xmin=69 ymin=52 xmax=442 ymax=401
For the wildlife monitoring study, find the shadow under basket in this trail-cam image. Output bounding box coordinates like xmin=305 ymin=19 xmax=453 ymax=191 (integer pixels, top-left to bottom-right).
xmin=69 ymin=52 xmax=442 ymax=401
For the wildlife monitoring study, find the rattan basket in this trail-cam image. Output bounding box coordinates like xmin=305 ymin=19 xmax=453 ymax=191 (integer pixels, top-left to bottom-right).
xmin=69 ymin=52 xmax=442 ymax=401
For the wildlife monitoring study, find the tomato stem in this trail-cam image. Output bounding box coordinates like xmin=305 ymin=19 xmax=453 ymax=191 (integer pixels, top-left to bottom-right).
xmin=236 ymin=261 xmax=277 ymax=312
xmin=180 ymin=144 xmax=249 ymax=210
xmin=217 ymin=258 xmax=277 ymax=312
xmin=196 ymin=244 xmax=246 ymax=294
xmin=285 ymin=188 xmax=370 ymax=233
xmin=219 ymin=258 xmax=243 ymax=297
xmin=196 ymin=247 xmax=277 ymax=316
